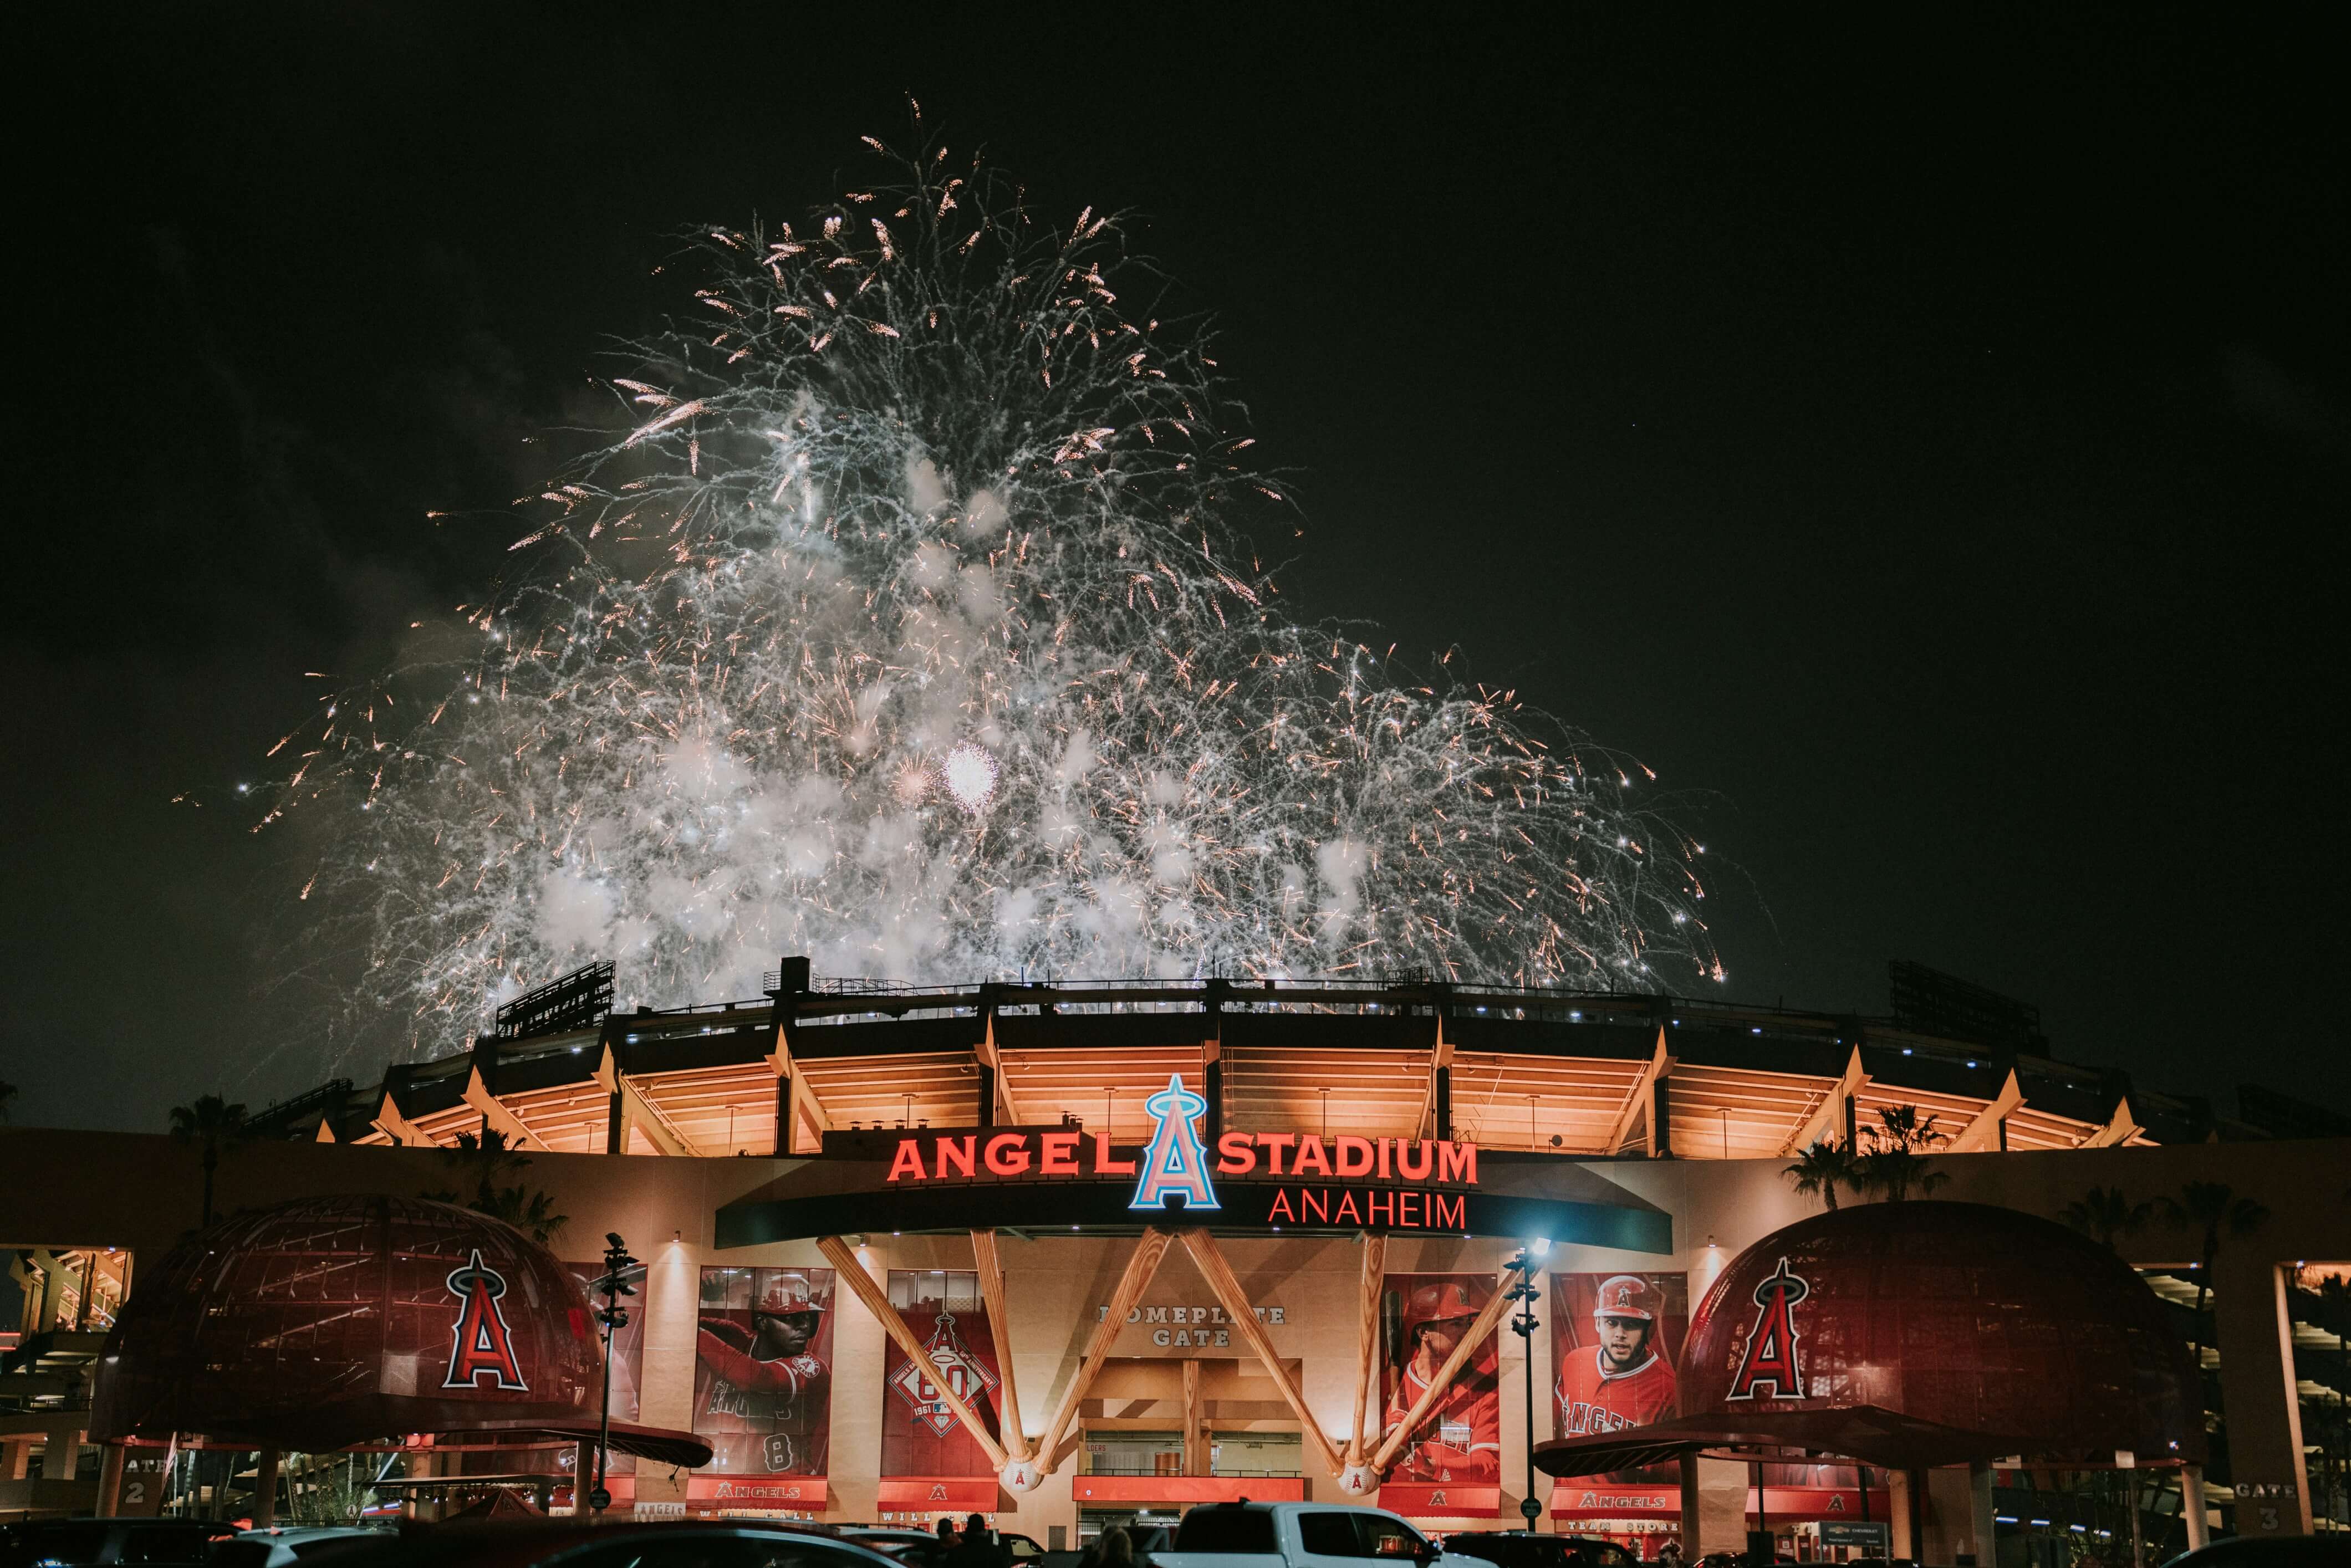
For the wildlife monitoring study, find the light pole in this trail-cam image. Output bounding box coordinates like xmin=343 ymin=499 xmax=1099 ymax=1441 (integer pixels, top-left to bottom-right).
xmin=590 ymin=1231 xmax=640 ymax=1516
xmin=1507 ymin=1243 xmax=1549 ymax=1530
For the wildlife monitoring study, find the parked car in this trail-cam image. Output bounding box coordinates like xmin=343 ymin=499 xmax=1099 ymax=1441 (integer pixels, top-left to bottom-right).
xmin=837 ymin=1526 xmax=1048 ymax=1568
xmin=2161 ymin=1543 xmax=2351 ymax=1567
xmin=0 ymin=1517 xmax=239 ymax=1566
xmin=1441 ymin=1534 xmax=1639 ymax=1568
xmin=838 ymin=1530 xmax=948 ymax=1568
xmin=232 ymin=1520 xmax=912 ymax=1568
xmin=209 ymin=1526 xmax=395 ymax=1565
xmin=1152 ymin=1501 xmax=1487 ymax=1568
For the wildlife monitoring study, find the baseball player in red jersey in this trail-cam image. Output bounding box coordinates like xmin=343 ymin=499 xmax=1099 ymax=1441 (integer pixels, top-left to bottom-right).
xmin=695 ymin=1271 xmax=832 ymax=1474
xmin=1557 ymin=1274 xmax=1677 ymax=1435
xmin=1384 ymin=1280 xmax=1501 ymax=1483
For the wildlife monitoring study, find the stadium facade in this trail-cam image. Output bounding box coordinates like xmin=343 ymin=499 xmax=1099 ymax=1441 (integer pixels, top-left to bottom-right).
xmin=4 ymin=961 xmax=2347 ymax=1559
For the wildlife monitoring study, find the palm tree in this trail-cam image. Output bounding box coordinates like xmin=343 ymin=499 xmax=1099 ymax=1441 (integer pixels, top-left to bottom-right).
xmin=2159 ymin=1181 xmax=2270 ymax=1368
xmin=429 ymin=1128 xmax=533 ymax=1193
xmin=2062 ymin=1185 xmax=2154 ymax=1252
xmin=481 ymin=1184 xmax=570 ymax=1245
xmin=1783 ymin=1138 xmax=1857 ymax=1211
xmin=168 ymin=1094 xmax=251 ymax=1229
xmin=423 ymin=1129 xmax=569 ymax=1244
xmin=1850 ymin=1105 xmax=1950 ymax=1202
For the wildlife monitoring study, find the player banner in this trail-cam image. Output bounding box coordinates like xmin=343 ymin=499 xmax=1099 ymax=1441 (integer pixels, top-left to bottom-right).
xmin=1551 ymin=1271 xmax=1686 ymax=1516
xmin=881 ymin=1269 xmax=1006 ymax=1479
xmin=1552 ymin=1271 xmax=1685 ymax=1436
xmin=695 ymin=1265 xmax=835 ymax=1478
xmin=1377 ymin=1273 xmax=1501 ymax=1485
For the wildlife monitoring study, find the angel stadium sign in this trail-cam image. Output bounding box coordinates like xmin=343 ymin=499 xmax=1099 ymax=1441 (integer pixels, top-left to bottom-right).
xmin=882 ymin=1076 xmax=1483 ymax=1224
xmin=716 ymin=1072 xmax=1674 ymax=1254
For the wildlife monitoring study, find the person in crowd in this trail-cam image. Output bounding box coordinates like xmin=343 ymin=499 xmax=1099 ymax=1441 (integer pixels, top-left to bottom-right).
xmin=1081 ymin=1525 xmax=1135 ymax=1568
xmin=947 ymin=1512 xmax=1008 ymax=1568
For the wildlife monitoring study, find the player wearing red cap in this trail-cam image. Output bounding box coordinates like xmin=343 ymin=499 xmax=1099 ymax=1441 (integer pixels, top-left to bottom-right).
xmin=1383 ymin=1279 xmax=1501 ymax=1482
xmin=1557 ymin=1274 xmax=1677 ymax=1435
xmin=696 ymin=1270 xmax=833 ymax=1474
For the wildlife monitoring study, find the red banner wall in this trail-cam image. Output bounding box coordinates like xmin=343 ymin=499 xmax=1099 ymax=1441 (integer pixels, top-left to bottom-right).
xmin=881 ymin=1269 xmax=1006 ymax=1480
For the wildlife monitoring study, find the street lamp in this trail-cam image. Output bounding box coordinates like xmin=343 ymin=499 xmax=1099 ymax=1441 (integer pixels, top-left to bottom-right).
xmin=589 ymin=1231 xmax=641 ymax=1516
xmin=1507 ymin=1242 xmax=1549 ymax=1529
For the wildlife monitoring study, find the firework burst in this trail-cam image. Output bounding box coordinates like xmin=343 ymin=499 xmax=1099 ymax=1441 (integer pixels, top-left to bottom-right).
xmin=258 ymin=134 xmax=1722 ymax=1068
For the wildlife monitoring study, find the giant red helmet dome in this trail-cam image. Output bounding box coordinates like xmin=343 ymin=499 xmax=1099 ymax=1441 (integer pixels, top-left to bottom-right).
xmin=93 ymin=1194 xmax=602 ymax=1452
xmin=1679 ymin=1202 xmax=2202 ymax=1463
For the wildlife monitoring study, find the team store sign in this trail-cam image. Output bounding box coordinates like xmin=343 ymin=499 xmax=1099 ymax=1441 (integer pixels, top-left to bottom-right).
xmin=883 ymin=1074 xmax=1481 ymax=1228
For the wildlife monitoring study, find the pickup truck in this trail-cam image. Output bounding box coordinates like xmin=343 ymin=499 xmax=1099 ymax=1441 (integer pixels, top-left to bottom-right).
xmin=1151 ymin=1501 xmax=1491 ymax=1568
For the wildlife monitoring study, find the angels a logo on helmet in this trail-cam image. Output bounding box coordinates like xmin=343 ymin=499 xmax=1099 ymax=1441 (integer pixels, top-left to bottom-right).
xmin=442 ymin=1249 xmax=529 ymax=1392
xmin=1724 ymin=1257 xmax=1810 ymax=1401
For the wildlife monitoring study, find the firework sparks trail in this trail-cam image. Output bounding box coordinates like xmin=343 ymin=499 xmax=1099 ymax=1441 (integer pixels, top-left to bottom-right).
xmin=258 ymin=136 xmax=1723 ymax=1069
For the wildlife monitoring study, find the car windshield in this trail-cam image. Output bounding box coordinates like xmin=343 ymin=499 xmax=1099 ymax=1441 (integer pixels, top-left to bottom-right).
xmin=1174 ymin=1512 xmax=1277 ymax=1554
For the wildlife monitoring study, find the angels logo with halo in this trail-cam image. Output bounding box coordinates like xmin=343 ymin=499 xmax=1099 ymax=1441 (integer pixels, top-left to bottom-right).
xmin=1130 ymin=1074 xmax=1219 ymax=1212
xmin=1723 ymin=1257 xmax=1809 ymax=1401
xmin=442 ymin=1248 xmax=529 ymax=1392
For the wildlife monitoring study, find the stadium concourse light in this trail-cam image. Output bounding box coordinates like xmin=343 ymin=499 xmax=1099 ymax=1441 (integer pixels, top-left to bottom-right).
xmin=1506 ymin=1247 xmax=1544 ymax=1528
xmin=590 ymin=1232 xmax=641 ymax=1515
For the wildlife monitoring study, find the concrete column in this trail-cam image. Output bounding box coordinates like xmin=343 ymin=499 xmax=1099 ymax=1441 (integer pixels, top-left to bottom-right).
xmin=1970 ymin=1460 xmax=1997 ymax=1567
xmin=404 ymin=1451 xmax=430 ymax=1520
xmin=1922 ymin=1464 xmax=1982 ymax=1562
xmin=40 ymin=1421 xmax=80 ymax=1481
xmin=574 ymin=1438 xmax=596 ymax=1514
xmin=1886 ymin=1469 xmax=1915 ymax=1560
xmin=637 ymin=1234 xmax=702 ymax=1510
xmin=97 ymin=1443 xmax=126 ymax=1516
xmin=1676 ymin=1455 xmax=1745 ymax=1554
xmin=253 ymin=1448 xmax=281 ymax=1526
xmin=2214 ymin=1260 xmax=2313 ymax=1536
xmin=2182 ymin=1465 xmax=2209 ymax=1550
xmin=34 ymin=1250 xmax=71 ymax=1334
xmin=829 ymin=1242 xmax=887 ymax=1524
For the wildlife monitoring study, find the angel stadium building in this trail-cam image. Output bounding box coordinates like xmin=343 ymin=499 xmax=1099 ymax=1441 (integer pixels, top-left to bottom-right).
xmin=4 ymin=959 xmax=2348 ymax=1563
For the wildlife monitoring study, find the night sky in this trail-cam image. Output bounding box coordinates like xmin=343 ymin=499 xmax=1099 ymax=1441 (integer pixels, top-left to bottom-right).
xmin=4 ymin=8 xmax=2343 ymax=1133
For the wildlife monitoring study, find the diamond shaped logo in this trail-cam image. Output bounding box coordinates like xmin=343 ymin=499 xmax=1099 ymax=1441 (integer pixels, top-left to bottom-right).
xmin=889 ymin=1312 xmax=1001 ymax=1436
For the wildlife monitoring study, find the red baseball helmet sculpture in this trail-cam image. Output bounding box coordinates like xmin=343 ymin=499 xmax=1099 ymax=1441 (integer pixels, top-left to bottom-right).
xmin=1679 ymin=1202 xmax=2203 ymax=1463
xmin=93 ymin=1194 xmax=603 ymax=1450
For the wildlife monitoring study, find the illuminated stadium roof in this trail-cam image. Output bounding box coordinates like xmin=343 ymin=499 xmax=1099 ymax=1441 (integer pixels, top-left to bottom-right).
xmin=248 ymin=965 xmax=2280 ymax=1163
